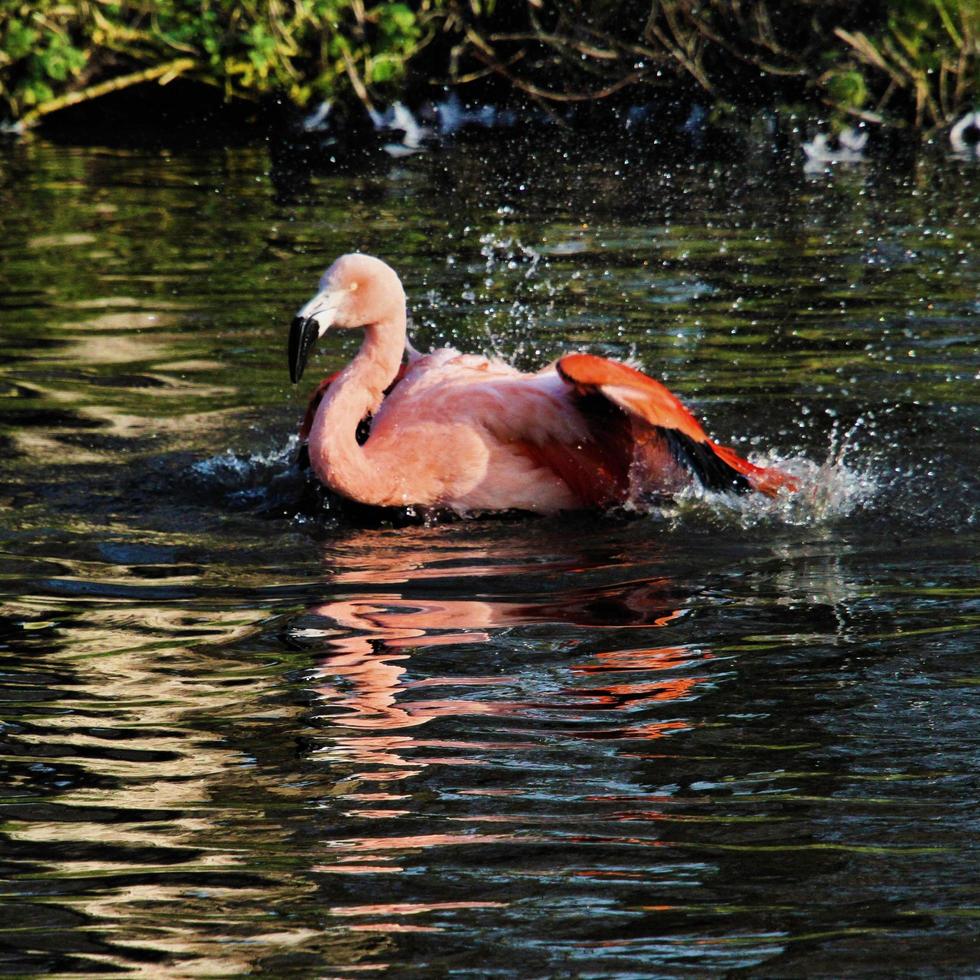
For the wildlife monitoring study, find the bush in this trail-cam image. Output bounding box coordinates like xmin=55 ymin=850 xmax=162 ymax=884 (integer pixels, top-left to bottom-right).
xmin=0 ymin=0 xmax=976 ymax=131
xmin=0 ymin=0 xmax=441 ymax=128
xmin=446 ymin=0 xmax=979 ymax=130
xmin=830 ymin=0 xmax=979 ymax=127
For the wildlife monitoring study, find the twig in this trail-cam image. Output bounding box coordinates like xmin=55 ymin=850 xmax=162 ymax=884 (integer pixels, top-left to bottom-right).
xmin=834 ymin=28 xmax=906 ymax=88
xmin=341 ymin=48 xmax=376 ymax=113
xmin=488 ymin=32 xmax=621 ymax=61
xmin=645 ymin=21 xmax=713 ymax=91
xmin=18 ymin=57 xmax=197 ymax=129
xmin=472 ymin=45 xmax=646 ymax=102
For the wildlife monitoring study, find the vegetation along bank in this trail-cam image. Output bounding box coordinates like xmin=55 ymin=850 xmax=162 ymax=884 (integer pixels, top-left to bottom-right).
xmin=0 ymin=0 xmax=977 ymax=136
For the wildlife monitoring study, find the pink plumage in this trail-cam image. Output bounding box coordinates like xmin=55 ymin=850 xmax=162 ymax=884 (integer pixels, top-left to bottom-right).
xmin=288 ymin=253 xmax=797 ymax=514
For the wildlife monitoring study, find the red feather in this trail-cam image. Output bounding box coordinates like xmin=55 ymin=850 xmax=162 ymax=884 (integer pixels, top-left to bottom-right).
xmin=557 ymin=353 xmax=797 ymax=498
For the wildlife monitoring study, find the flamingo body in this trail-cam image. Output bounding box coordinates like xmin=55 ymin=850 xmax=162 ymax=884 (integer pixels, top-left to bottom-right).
xmin=289 ymin=254 xmax=796 ymax=515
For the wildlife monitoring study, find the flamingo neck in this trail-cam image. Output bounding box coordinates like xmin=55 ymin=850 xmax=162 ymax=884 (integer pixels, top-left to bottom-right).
xmin=308 ymin=316 xmax=406 ymax=505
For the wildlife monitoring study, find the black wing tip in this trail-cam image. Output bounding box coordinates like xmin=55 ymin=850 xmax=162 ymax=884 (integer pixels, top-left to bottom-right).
xmin=663 ymin=429 xmax=752 ymax=494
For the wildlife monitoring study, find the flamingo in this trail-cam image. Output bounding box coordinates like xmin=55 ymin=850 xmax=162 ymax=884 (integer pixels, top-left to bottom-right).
xmin=288 ymin=253 xmax=797 ymax=514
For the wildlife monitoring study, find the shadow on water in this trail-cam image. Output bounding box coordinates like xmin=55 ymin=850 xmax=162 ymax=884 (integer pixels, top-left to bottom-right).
xmin=0 ymin=133 xmax=977 ymax=974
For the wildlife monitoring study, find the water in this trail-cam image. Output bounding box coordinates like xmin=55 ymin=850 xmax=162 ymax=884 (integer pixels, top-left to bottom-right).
xmin=1 ymin=133 xmax=978 ymax=976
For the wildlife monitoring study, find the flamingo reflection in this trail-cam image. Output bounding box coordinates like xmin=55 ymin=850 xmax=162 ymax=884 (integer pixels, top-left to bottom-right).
xmin=295 ymin=529 xmax=708 ymax=748
xmin=296 ymin=528 xmax=716 ymax=886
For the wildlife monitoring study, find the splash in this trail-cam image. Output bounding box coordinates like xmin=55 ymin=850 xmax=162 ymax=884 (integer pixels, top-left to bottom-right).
xmin=673 ymin=454 xmax=879 ymax=529
xmin=651 ymin=400 xmax=976 ymax=532
xmin=187 ymin=437 xmax=302 ymax=509
xmin=185 ymin=432 xmax=878 ymax=528
xmin=189 ymin=437 xmax=297 ymax=487
xmin=650 ymin=419 xmax=882 ymax=530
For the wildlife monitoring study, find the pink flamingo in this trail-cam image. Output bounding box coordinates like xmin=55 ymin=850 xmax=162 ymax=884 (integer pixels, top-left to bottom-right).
xmin=289 ymin=253 xmax=797 ymax=514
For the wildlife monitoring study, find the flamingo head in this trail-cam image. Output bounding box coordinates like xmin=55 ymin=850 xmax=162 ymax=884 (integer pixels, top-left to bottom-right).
xmin=289 ymin=253 xmax=405 ymax=383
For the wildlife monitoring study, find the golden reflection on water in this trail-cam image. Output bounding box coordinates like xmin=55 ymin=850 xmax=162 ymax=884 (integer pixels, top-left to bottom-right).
xmin=0 ymin=593 xmax=336 ymax=975
xmin=9 ymin=372 xmax=238 ymax=462
xmin=2 ymin=600 xmax=268 ymax=804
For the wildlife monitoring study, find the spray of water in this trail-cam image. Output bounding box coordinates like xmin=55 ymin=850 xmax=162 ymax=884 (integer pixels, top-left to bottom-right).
xmin=188 ymin=430 xmax=877 ymax=529
xmin=188 ymin=438 xmax=302 ymax=509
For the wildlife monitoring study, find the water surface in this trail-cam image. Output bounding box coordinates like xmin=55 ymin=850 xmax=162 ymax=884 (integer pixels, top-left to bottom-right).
xmin=0 ymin=133 xmax=978 ymax=975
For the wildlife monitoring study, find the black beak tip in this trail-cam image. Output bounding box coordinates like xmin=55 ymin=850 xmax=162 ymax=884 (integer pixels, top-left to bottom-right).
xmin=288 ymin=315 xmax=317 ymax=384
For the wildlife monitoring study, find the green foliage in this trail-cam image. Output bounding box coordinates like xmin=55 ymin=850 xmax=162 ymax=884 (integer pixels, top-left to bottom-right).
xmin=370 ymin=3 xmax=420 ymax=82
xmin=824 ymin=70 xmax=868 ymax=112
xmin=828 ymin=0 xmax=979 ymax=127
xmin=0 ymin=0 xmax=976 ymax=130
xmin=0 ymin=0 xmax=439 ymax=125
xmin=0 ymin=2 xmax=90 ymax=111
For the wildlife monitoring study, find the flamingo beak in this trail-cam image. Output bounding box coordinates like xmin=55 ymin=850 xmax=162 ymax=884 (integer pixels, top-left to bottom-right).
xmin=289 ymin=292 xmax=337 ymax=383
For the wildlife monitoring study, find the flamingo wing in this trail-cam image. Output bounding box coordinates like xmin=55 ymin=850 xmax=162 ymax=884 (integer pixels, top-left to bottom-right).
xmin=556 ymin=353 xmax=798 ymax=498
xmin=508 ymin=389 xmax=636 ymax=509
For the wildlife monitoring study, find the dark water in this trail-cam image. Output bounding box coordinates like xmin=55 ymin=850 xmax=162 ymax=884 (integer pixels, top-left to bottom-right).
xmin=1 ymin=133 xmax=978 ymax=976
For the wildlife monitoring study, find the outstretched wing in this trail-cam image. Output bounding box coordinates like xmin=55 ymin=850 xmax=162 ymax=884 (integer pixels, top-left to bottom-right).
xmin=556 ymin=353 xmax=798 ymax=497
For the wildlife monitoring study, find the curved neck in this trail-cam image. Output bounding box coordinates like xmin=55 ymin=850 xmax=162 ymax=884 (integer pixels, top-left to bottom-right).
xmin=308 ymin=315 xmax=406 ymax=505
